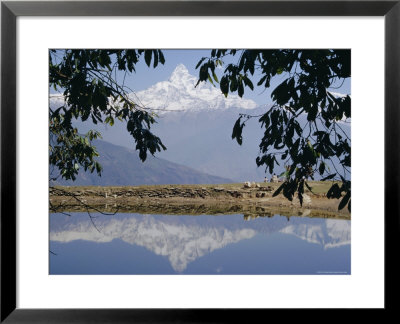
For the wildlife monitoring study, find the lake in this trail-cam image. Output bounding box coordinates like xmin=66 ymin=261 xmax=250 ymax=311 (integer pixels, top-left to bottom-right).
xmin=49 ymin=212 xmax=350 ymax=275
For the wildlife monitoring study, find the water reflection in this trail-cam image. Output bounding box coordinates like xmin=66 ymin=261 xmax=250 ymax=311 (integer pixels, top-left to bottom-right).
xmin=50 ymin=213 xmax=350 ymax=274
xmin=280 ymin=219 xmax=351 ymax=249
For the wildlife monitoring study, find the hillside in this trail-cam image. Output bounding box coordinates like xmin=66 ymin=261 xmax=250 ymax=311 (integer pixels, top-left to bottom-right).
xmin=52 ymin=139 xmax=233 ymax=186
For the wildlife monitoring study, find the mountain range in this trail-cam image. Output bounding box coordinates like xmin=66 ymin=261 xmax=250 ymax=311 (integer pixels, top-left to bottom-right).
xmin=50 ymin=64 xmax=350 ymax=185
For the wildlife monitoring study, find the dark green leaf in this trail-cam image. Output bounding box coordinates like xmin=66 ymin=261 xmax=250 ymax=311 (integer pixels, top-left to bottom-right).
xmin=338 ymin=191 xmax=351 ymax=210
xmin=144 ymin=50 xmax=152 ymax=67
xmin=195 ymin=57 xmax=206 ymax=69
xmin=273 ymin=182 xmax=286 ymax=197
xmin=318 ymin=162 xmax=325 ymax=175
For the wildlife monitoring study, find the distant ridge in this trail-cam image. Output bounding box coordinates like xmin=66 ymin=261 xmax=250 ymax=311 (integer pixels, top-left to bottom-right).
xmin=52 ymin=139 xmax=233 ymax=186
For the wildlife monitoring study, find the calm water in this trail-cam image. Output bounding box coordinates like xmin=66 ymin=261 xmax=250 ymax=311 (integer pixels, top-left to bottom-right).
xmin=49 ymin=212 xmax=350 ymax=275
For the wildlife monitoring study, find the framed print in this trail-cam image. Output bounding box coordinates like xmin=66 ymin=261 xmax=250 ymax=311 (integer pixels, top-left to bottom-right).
xmin=1 ymin=0 xmax=399 ymax=322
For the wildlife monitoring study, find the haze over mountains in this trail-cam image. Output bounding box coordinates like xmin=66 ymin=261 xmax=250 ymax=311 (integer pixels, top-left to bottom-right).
xmin=50 ymin=64 xmax=350 ymax=185
xmin=52 ymin=139 xmax=232 ymax=186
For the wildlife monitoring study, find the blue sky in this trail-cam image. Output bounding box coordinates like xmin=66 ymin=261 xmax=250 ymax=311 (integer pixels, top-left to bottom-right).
xmin=51 ymin=49 xmax=351 ymax=106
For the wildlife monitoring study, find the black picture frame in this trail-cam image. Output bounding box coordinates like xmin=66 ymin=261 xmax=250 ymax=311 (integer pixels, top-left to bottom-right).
xmin=1 ymin=0 xmax=399 ymax=322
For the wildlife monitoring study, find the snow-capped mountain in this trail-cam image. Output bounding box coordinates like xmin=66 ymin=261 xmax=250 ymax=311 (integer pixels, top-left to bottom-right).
xmin=132 ymin=64 xmax=257 ymax=113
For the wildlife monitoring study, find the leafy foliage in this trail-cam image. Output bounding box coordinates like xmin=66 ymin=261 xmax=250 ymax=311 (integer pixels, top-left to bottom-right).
xmin=49 ymin=49 xmax=166 ymax=181
xmin=196 ymin=50 xmax=351 ymax=212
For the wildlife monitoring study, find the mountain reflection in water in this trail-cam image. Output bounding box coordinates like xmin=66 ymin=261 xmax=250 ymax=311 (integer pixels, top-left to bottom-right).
xmin=50 ymin=213 xmax=350 ymax=275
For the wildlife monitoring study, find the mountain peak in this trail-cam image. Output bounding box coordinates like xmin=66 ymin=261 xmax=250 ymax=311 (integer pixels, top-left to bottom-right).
xmin=173 ymin=63 xmax=189 ymax=74
xmin=169 ymin=64 xmax=192 ymax=84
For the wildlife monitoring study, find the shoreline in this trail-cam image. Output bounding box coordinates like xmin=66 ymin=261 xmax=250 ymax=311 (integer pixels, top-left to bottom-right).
xmin=49 ymin=182 xmax=350 ymax=219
